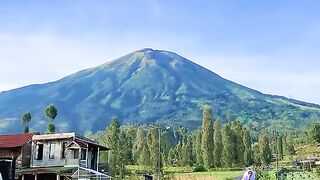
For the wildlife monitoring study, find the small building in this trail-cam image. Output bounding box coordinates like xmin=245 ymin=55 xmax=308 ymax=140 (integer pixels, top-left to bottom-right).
xmin=0 ymin=133 xmax=38 ymax=168
xmin=0 ymin=132 xmax=111 ymax=180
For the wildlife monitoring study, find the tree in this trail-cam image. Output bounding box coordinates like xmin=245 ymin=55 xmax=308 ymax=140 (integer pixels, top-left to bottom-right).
xmin=310 ymin=123 xmax=320 ymax=143
xmin=21 ymin=112 xmax=31 ymax=133
xmin=213 ymin=119 xmax=223 ymax=167
xmin=118 ymin=131 xmax=131 ymax=177
xmin=176 ymin=134 xmax=193 ymax=166
xmin=45 ymin=105 xmax=57 ymax=133
xmin=222 ymin=124 xmax=235 ymax=167
xmin=160 ymin=131 xmax=171 ymax=167
xmin=133 ymin=127 xmax=151 ymax=166
xmin=258 ymin=133 xmax=272 ymax=165
xmin=167 ymin=148 xmax=178 ymax=166
xmin=226 ymin=111 xmax=234 ymax=123
xmin=147 ymin=127 xmax=160 ymax=173
xmin=201 ymin=106 xmax=214 ymax=169
xmin=285 ymin=133 xmax=295 ymax=155
xmin=105 ymin=118 xmax=121 ymax=176
xmin=282 ymin=134 xmax=287 ymax=156
xmin=277 ymin=135 xmax=283 ymax=160
xmin=186 ymin=135 xmax=194 ymax=166
xmin=231 ymin=121 xmax=244 ymax=166
xmin=252 ymin=144 xmax=261 ymax=165
xmin=243 ymin=128 xmax=253 ymax=166
xmin=195 ymin=129 xmax=202 ymax=164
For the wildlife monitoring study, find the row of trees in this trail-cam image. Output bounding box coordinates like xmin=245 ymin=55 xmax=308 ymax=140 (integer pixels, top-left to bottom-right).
xmin=96 ymin=106 xmax=297 ymax=177
xmin=21 ymin=104 xmax=58 ymax=134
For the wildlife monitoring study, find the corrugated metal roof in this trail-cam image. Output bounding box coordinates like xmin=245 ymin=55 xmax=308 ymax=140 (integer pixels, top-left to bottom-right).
xmin=0 ymin=133 xmax=38 ymax=148
xmin=32 ymin=132 xmax=75 ymax=141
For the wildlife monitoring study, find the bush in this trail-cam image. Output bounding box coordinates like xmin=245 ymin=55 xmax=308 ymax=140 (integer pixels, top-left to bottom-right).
xmin=208 ymin=167 xmax=244 ymax=172
xmin=316 ymin=167 xmax=320 ymax=177
xmin=256 ymin=169 xmax=276 ymax=180
xmin=302 ymin=164 xmax=311 ymax=172
xmin=193 ymin=164 xmax=206 ymax=172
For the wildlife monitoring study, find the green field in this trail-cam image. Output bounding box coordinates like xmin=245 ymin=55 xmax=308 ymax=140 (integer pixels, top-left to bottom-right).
xmin=125 ymin=165 xmax=243 ymax=180
xmin=174 ymin=171 xmax=243 ymax=180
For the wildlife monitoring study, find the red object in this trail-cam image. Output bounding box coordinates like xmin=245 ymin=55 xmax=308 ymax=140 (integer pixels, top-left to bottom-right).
xmin=0 ymin=133 xmax=38 ymax=148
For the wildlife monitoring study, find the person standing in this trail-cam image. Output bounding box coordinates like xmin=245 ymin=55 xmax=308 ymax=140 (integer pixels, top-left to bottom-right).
xmin=241 ymin=170 xmax=256 ymax=180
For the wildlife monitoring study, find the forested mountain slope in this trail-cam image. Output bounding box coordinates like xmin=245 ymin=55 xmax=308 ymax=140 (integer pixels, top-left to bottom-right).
xmin=0 ymin=49 xmax=319 ymax=134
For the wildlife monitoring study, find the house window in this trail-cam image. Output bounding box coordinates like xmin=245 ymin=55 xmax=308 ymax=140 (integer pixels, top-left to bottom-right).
xmin=35 ymin=144 xmax=43 ymax=160
xmin=61 ymin=142 xmax=67 ymax=159
xmin=81 ymin=149 xmax=87 ymax=160
xmin=49 ymin=142 xmax=55 ymax=159
xmin=72 ymin=149 xmax=79 ymax=159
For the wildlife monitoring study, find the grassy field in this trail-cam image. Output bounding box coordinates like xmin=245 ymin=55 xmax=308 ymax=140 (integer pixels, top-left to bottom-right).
xmin=126 ymin=165 xmax=243 ymax=179
xmin=174 ymin=171 xmax=243 ymax=180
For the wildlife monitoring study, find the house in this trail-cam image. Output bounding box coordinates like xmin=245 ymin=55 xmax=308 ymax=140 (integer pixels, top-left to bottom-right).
xmin=0 ymin=133 xmax=38 ymax=168
xmin=0 ymin=157 xmax=16 ymax=180
xmin=0 ymin=132 xmax=111 ymax=180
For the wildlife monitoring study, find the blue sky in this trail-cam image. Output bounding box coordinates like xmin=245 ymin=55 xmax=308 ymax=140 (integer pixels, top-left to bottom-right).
xmin=0 ymin=0 xmax=320 ymax=104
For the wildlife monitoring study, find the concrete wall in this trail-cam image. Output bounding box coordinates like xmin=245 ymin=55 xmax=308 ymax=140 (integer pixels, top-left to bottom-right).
xmin=31 ymin=140 xmax=68 ymax=167
xmin=30 ymin=138 xmax=101 ymax=170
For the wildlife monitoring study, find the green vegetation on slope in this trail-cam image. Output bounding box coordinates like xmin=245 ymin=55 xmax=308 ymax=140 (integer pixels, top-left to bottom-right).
xmin=0 ymin=49 xmax=320 ymax=134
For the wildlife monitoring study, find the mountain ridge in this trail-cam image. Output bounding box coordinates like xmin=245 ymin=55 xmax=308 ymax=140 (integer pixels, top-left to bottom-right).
xmin=0 ymin=48 xmax=319 ymax=134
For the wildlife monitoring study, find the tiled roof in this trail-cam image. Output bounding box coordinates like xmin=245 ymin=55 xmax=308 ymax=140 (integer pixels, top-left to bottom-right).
xmin=0 ymin=133 xmax=38 ymax=148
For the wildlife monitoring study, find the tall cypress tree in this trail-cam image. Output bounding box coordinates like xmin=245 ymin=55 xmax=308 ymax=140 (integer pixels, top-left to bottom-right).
xmin=180 ymin=135 xmax=193 ymax=166
xmin=243 ymin=128 xmax=252 ymax=166
xmin=282 ymin=134 xmax=287 ymax=155
xmin=122 ymin=126 xmax=135 ymax=165
xmin=190 ymin=132 xmax=198 ymax=165
xmin=133 ymin=127 xmax=150 ymax=165
xmin=186 ymin=135 xmax=195 ymax=166
xmin=176 ymin=141 xmax=183 ymax=166
xmin=285 ymin=133 xmax=295 ymax=155
xmin=147 ymin=127 xmax=159 ymax=172
xmin=258 ymin=133 xmax=272 ymax=165
xmin=160 ymin=131 xmax=171 ymax=167
xmin=105 ymin=118 xmax=121 ymax=176
xmin=277 ymin=135 xmax=283 ymax=160
xmin=213 ymin=119 xmax=223 ymax=167
xmin=252 ymin=144 xmax=261 ymax=164
xmin=231 ymin=121 xmax=244 ymax=166
xmin=177 ymin=129 xmax=192 ymax=166
xmin=222 ymin=124 xmax=235 ymax=167
xmin=201 ymin=106 xmax=214 ymax=169
xmin=167 ymin=148 xmax=177 ymax=166
xmin=195 ymin=129 xmax=202 ymax=164
xmin=118 ymin=131 xmax=130 ymax=178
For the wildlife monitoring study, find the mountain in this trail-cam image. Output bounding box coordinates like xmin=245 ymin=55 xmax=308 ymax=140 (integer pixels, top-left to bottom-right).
xmin=0 ymin=48 xmax=320 ymax=134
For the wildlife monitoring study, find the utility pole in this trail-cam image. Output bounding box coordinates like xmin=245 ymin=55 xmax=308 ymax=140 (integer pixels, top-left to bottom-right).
xmin=275 ymin=125 xmax=279 ymax=180
xmin=155 ymin=126 xmax=170 ymax=180
xmin=158 ymin=128 xmax=161 ymax=180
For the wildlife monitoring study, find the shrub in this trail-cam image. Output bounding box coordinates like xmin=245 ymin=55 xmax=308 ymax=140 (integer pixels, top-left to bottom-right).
xmin=193 ymin=164 xmax=206 ymax=172
xmin=316 ymin=167 xmax=320 ymax=177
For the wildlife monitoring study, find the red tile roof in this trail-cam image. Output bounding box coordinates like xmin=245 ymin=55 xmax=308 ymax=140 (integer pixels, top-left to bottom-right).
xmin=0 ymin=133 xmax=38 ymax=148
